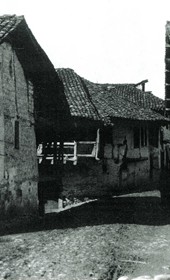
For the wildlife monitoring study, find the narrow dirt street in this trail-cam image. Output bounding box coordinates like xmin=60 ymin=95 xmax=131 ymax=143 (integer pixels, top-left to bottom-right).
xmin=1 ymin=191 xmax=170 ymax=280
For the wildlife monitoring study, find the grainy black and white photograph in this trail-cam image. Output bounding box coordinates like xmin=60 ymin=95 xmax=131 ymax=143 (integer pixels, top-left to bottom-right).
xmin=0 ymin=0 xmax=170 ymax=279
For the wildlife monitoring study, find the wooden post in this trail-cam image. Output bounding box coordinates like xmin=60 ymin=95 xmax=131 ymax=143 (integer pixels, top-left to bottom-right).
xmin=53 ymin=140 xmax=57 ymax=177
xmin=95 ymin=129 xmax=100 ymax=160
xmin=158 ymin=127 xmax=161 ymax=169
xmin=73 ymin=141 xmax=77 ymax=165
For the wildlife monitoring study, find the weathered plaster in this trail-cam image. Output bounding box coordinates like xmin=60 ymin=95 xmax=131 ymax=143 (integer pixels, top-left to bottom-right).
xmin=62 ymin=122 xmax=158 ymax=199
xmin=0 ymin=42 xmax=38 ymax=218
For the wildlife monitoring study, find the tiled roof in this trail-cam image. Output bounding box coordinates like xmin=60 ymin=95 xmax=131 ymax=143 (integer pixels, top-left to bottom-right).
xmin=0 ymin=15 xmax=24 ymax=43
xmin=84 ymin=81 xmax=167 ymax=123
xmin=85 ymin=80 xmax=165 ymax=112
xmin=57 ymin=68 xmax=100 ymax=121
xmin=57 ymin=68 xmax=169 ymax=124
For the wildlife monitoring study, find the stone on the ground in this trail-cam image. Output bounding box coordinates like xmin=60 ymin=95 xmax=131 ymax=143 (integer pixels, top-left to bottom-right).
xmin=154 ymin=275 xmax=170 ymax=280
xmin=118 ymin=275 xmax=170 ymax=280
xmin=131 ymin=276 xmax=153 ymax=280
xmin=117 ymin=276 xmax=129 ymax=280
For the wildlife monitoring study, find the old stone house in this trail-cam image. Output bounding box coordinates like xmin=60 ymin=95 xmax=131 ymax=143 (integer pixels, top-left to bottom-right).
xmin=50 ymin=68 xmax=170 ymax=199
xmin=0 ymin=15 xmax=67 ymax=217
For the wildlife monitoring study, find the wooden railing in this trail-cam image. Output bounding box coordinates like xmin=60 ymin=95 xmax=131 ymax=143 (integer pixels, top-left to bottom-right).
xmin=37 ymin=140 xmax=100 ymax=166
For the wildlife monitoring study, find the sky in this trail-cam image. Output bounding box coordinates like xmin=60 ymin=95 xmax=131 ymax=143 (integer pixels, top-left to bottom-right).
xmin=1 ymin=0 xmax=170 ymax=98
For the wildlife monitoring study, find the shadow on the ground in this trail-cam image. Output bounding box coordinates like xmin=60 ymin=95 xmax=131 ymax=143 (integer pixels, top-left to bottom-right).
xmin=1 ymin=195 xmax=170 ymax=236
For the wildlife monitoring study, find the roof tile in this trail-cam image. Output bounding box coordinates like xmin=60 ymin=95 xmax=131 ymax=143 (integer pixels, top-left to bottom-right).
xmin=56 ymin=68 xmax=169 ymax=124
xmin=57 ymin=68 xmax=100 ymax=121
xmin=0 ymin=15 xmax=24 ymax=43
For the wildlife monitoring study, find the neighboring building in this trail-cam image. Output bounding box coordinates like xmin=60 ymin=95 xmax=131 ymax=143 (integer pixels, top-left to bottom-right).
xmin=165 ymin=21 xmax=170 ymax=118
xmin=164 ymin=21 xmax=170 ymax=169
xmin=53 ymin=68 xmax=170 ymax=199
xmin=0 ymin=15 xmax=66 ymax=217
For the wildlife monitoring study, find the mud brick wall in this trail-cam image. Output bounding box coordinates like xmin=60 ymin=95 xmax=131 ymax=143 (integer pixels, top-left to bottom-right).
xmin=0 ymin=42 xmax=38 ymax=218
xmin=62 ymin=123 xmax=153 ymax=199
xmin=112 ymin=123 xmax=151 ymax=191
xmin=120 ymin=160 xmax=150 ymax=190
xmin=62 ymin=157 xmax=120 ymax=199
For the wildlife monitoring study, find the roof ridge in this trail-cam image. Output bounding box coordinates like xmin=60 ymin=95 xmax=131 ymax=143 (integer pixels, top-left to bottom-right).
xmin=0 ymin=14 xmax=16 ymax=18
xmin=0 ymin=14 xmax=24 ymax=21
xmin=56 ymin=67 xmax=74 ymax=72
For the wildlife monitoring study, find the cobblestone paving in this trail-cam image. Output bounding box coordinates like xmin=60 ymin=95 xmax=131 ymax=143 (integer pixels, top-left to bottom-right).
xmin=0 ymin=225 xmax=121 ymax=280
xmin=1 ymin=191 xmax=170 ymax=280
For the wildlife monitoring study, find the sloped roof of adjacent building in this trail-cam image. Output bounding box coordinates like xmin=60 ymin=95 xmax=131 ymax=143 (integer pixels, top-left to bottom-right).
xmin=56 ymin=68 xmax=100 ymax=121
xmin=56 ymin=68 xmax=169 ymax=125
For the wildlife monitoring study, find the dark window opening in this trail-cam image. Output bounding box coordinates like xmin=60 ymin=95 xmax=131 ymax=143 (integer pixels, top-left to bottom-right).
xmin=145 ymin=129 xmax=147 ymax=146
xmin=15 ymin=120 xmax=19 ymax=149
xmin=104 ymin=127 xmax=112 ymax=144
xmin=134 ymin=126 xmax=147 ymax=148
xmin=134 ymin=127 xmax=140 ymax=148
xmin=166 ymin=84 xmax=170 ymax=99
xmin=166 ymin=100 xmax=170 ymax=109
xmin=149 ymin=127 xmax=159 ymax=148
xmin=9 ymin=59 xmax=13 ymax=77
xmin=141 ymin=127 xmax=144 ymax=147
xmin=141 ymin=127 xmax=147 ymax=147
